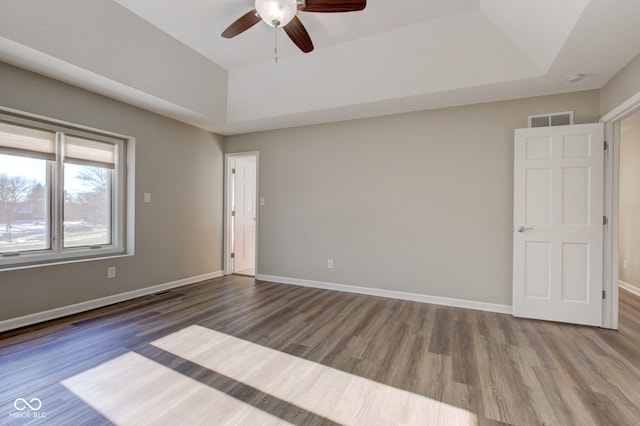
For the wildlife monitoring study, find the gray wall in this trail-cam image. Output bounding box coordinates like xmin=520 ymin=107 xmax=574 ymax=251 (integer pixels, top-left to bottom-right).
xmin=0 ymin=62 xmax=225 ymax=321
xmin=0 ymin=58 xmax=608 ymax=320
xmin=227 ymin=91 xmax=601 ymax=306
xmin=601 ymin=52 xmax=640 ymax=116
xmin=619 ymin=117 xmax=640 ymax=287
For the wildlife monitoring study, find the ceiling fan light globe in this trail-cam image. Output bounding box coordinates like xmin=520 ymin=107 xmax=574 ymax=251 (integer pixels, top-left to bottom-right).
xmin=255 ymin=0 xmax=297 ymax=28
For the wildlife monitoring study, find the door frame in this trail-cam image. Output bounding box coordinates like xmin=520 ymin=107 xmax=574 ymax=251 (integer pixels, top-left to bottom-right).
xmin=600 ymin=90 xmax=640 ymax=329
xmin=224 ymin=151 xmax=259 ymax=276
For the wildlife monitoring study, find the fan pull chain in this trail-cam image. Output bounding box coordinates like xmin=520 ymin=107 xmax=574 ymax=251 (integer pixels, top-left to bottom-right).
xmin=274 ymin=27 xmax=279 ymax=64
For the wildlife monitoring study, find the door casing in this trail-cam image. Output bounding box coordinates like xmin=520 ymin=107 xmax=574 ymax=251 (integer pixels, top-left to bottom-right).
xmin=224 ymin=152 xmax=259 ymax=276
xmin=600 ymin=90 xmax=640 ymax=329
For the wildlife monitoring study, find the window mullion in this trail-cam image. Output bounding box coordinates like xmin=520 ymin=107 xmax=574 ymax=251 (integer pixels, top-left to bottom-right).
xmin=52 ymin=132 xmax=64 ymax=252
xmin=45 ymin=160 xmax=53 ymax=251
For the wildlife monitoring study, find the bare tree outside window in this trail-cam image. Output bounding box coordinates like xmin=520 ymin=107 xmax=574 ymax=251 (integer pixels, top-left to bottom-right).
xmin=0 ymin=174 xmax=36 ymax=228
xmin=0 ymin=167 xmax=48 ymax=251
xmin=77 ymin=167 xmax=108 ymax=228
xmin=64 ymin=164 xmax=111 ymax=247
xmin=27 ymin=183 xmax=46 ymax=219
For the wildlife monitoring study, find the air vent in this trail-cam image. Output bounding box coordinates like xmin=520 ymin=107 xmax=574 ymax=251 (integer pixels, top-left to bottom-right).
xmin=528 ymin=111 xmax=574 ymax=128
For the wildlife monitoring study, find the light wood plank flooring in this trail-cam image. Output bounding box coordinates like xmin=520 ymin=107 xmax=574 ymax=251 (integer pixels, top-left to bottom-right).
xmin=1 ymin=275 xmax=639 ymax=425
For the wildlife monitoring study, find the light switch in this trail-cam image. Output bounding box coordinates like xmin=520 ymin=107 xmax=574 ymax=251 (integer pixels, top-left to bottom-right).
xmin=144 ymin=193 xmax=151 ymax=203
xmin=260 ymin=197 xmax=265 ymax=206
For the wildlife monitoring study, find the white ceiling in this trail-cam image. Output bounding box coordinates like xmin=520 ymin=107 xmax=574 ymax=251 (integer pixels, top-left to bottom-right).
xmin=1 ymin=0 xmax=640 ymax=135
xmin=114 ymin=0 xmax=482 ymax=70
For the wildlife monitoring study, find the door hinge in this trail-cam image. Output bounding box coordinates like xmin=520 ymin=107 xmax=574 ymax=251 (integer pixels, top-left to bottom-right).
xmin=230 ymin=253 xmax=235 ymax=259
xmin=232 ymin=168 xmax=236 ymax=174
xmin=603 ymin=216 xmax=608 ymax=226
xmin=231 ymin=210 xmax=235 ymax=217
xmin=602 ymin=290 xmax=606 ymax=300
xmin=604 ymin=140 xmax=609 ymax=151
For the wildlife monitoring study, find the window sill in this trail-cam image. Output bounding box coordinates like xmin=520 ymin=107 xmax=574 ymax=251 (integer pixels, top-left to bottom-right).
xmin=0 ymin=249 xmax=133 ymax=272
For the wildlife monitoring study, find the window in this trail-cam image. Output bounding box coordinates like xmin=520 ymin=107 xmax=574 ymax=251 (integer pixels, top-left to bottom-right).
xmin=0 ymin=110 xmax=129 ymax=268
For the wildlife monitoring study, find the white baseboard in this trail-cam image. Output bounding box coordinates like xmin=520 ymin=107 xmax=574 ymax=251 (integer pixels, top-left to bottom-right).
xmin=256 ymin=274 xmax=512 ymax=315
xmin=0 ymin=270 xmax=224 ymax=333
xmin=619 ymin=280 xmax=640 ymax=297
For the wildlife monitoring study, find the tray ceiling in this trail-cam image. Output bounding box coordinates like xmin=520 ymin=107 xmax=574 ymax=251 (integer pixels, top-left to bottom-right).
xmin=1 ymin=0 xmax=640 ymax=135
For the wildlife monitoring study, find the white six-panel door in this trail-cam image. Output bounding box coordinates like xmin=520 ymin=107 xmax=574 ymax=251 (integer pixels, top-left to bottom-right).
xmin=513 ymin=123 xmax=604 ymax=326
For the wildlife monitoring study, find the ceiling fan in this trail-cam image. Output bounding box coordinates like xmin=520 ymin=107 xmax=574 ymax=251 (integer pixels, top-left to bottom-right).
xmin=221 ymin=0 xmax=367 ymax=54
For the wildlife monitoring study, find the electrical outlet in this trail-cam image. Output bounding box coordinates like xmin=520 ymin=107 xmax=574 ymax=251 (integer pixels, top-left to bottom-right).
xmin=623 ymin=259 xmax=628 ymax=269
xmin=328 ymin=259 xmax=333 ymax=269
xmin=107 ymin=266 xmax=116 ymax=279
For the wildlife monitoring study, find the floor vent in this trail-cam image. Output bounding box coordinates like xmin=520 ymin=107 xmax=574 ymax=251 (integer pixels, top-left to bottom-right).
xmin=528 ymin=111 xmax=574 ymax=128
xmin=153 ymin=290 xmax=174 ymax=296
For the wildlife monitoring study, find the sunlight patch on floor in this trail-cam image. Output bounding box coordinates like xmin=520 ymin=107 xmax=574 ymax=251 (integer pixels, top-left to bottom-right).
xmin=151 ymin=325 xmax=477 ymax=425
xmin=61 ymin=352 xmax=293 ymax=425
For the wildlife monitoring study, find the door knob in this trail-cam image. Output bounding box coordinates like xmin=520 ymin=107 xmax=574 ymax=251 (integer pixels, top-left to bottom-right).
xmin=515 ymin=226 xmax=534 ymax=233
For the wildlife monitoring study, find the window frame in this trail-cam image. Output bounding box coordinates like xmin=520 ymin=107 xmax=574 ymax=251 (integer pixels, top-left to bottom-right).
xmin=0 ymin=108 xmax=132 ymax=269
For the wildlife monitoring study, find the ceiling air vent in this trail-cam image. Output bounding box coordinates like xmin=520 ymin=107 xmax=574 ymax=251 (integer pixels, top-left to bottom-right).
xmin=528 ymin=111 xmax=574 ymax=128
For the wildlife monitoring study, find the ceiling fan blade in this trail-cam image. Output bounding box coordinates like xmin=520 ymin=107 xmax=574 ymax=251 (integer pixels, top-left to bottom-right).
xmin=284 ymin=16 xmax=314 ymax=53
xmin=221 ymin=9 xmax=261 ymax=38
xmin=300 ymin=0 xmax=366 ymax=13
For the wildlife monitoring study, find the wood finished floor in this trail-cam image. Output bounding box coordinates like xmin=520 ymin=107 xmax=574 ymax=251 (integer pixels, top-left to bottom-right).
xmin=1 ymin=275 xmax=639 ymax=425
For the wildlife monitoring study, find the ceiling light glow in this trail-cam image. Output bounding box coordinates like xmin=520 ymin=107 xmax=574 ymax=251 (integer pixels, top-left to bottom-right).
xmin=255 ymin=0 xmax=297 ymax=28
